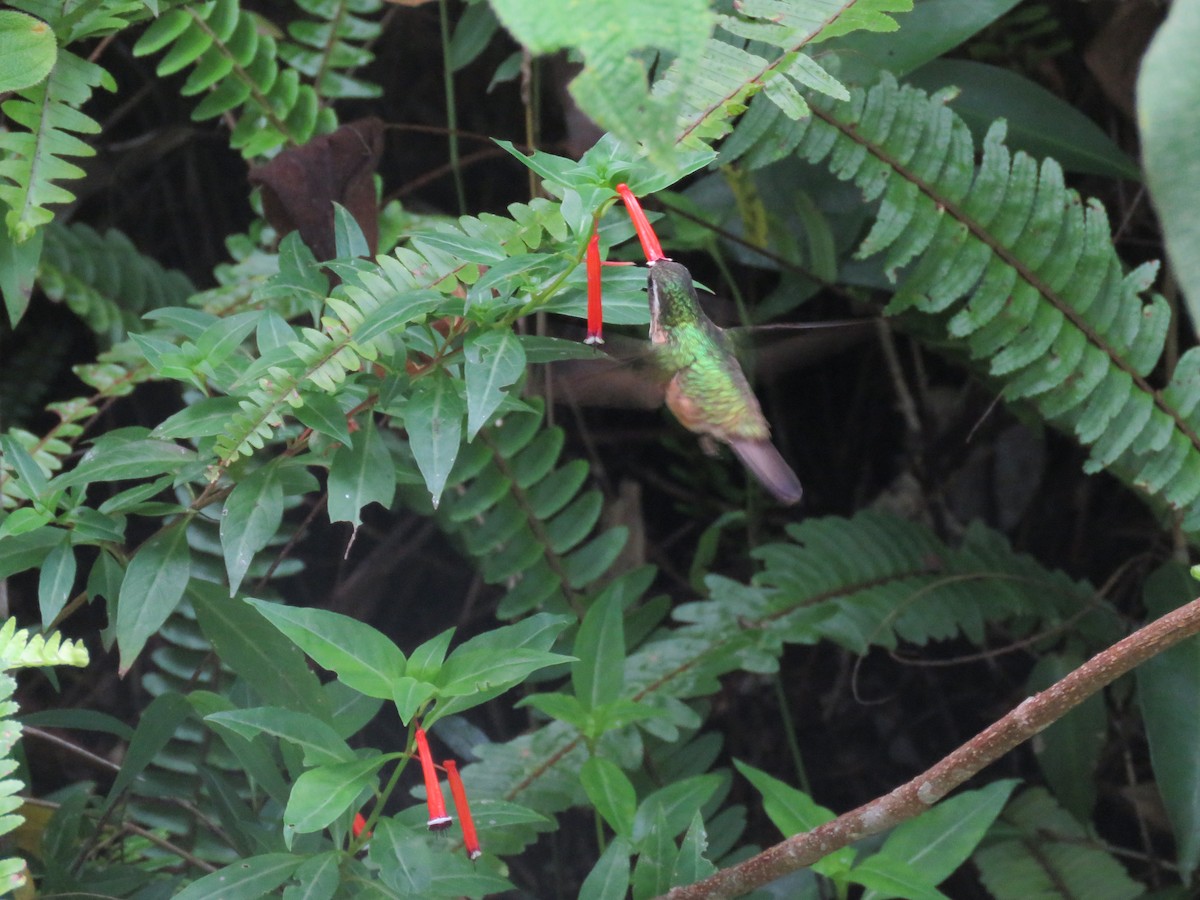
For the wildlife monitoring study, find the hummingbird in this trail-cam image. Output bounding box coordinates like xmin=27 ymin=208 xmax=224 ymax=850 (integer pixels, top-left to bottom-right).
xmin=645 ymin=258 xmax=804 ymax=505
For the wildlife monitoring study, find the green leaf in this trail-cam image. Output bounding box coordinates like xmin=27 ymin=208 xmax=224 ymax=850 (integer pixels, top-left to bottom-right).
xmin=332 ymin=202 xmax=369 ymax=258
xmin=828 ymin=0 xmax=1019 ymax=84
xmin=191 ymin=581 xmax=330 ymax=718
xmin=103 ymin=692 xmax=191 ymax=812
xmin=327 ymin=416 xmax=395 ymax=527
xmin=464 ymin=329 xmax=526 ymax=438
xmin=909 ymin=59 xmax=1139 ymax=180
xmin=631 ymin=774 xmax=721 ymax=845
xmin=573 ymin=584 xmax=626 ymax=710
xmin=0 ymin=11 xmax=57 ymax=93
xmin=288 ymin=851 xmax=340 ymax=900
xmin=631 ymin=805 xmax=674 ymax=899
xmin=286 ymin=755 xmax=390 ymax=833
xmin=865 ymin=779 xmax=1017 ymax=899
xmin=1 ymin=436 xmax=50 ymax=501
xmin=0 ymin=222 xmax=43 ymax=325
xmin=152 ymin=397 xmax=244 ymax=439
xmin=173 ymin=854 xmax=302 ymax=900
xmin=37 ymin=531 xmax=75 ymax=628
xmin=1138 ymin=563 xmax=1200 ymax=879
xmin=221 ymin=462 xmax=283 ymax=595
xmin=449 ymin=0 xmax=499 ymax=72
xmin=246 ymin=598 xmax=407 ymax=700
xmin=406 ymin=373 xmax=465 ymax=508
xmin=116 ymin=523 xmax=192 ymax=673
xmin=52 ymin=435 xmax=196 ymax=489
xmin=518 ymin=691 xmax=589 ymax=730
xmin=672 ymin=811 xmax=717 ymax=886
xmin=427 ymin=613 xmax=572 ymax=724
xmin=850 ymin=855 xmax=951 ymax=900
xmin=0 ymin=525 xmax=68 ymax=580
xmin=293 ymin=392 xmax=352 ymax=445
xmin=370 ymin=818 xmax=432 ymax=893
xmin=579 ymin=835 xmax=632 ymax=900
xmin=411 ymin=231 xmax=506 ymax=264
xmin=437 ymin=647 xmax=573 ymax=698
xmin=734 ymin=759 xmax=853 ymax=876
xmin=581 ymin=756 xmax=637 ymax=837
xmin=205 ymin=707 xmax=354 ymax=767
xmin=1140 ymin=0 xmax=1200 ymax=336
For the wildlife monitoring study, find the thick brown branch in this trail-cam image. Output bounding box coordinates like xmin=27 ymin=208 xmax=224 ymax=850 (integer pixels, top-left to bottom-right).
xmin=662 ymin=595 xmax=1200 ymax=900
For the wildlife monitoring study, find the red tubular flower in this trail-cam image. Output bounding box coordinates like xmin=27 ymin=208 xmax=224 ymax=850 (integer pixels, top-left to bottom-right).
xmin=585 ymin=226 xmax=604 ymax=344
xmin=615 ymin=183 xmax=666 ymax=262
xmin=444 ymin=759 xmax=482 ymax=861
xmin=415 ymin=727 xmax=452 ymax=831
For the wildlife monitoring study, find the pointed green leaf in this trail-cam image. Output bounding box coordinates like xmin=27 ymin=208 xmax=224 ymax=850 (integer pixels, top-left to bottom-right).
xmin=286 ymin=755 xmax=391 ymax=834
xmin=332 ymin=201 xmax=369 ymax=258
xmin=581 ymin=756 xmax=637 ymax=837
xmin=327 ymin=416 xmax=395 ymax=527
xmin=205 ymin=707 xmax=354 ymax=767
xmin=293 ymin=392 xmax=352 ymax=445
xmin=37 ymin=531 xmax=75 ymax=628
xmin=406 ymin=374 xmax=465 ymax=507
xmin=866 ymin=779 xmax=1017 ymax=899
xmin=0 ymin=223 xmax=43 ymax=325
xmin=52 ymin=436 xmax=196 ymax=489
xmin=631 ymin=774 xmax=721 ymax=845
xmin=221 ymin=462 xmax=283 ymax=595
xmin=173 ymin=854 xmax=302 ymax=900
xmin=191 ymin=581 xmax=330 ymax=718
xmin=104 ymin=692 xmax=191 ymax=812
xmin=573 ymin=584 xmax=626 ymax=709
xmin=850 ymin=855 xmax=951 ymax=900
xmin=245 ymin=598 xmax=406 ymax=700
xmin=464 ymin=329 xmax=526 ymax=438
xmin=116 ymin=523 xmax=192 ymax=673
xmin=735 ymin=759 xmax=853 ymax=876
xmin=579 ymin=835 xmax=631 ymax=900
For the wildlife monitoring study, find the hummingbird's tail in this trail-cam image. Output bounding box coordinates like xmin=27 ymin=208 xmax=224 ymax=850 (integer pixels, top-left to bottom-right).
xmin=729 ymin=438 xmax=803 ymax=506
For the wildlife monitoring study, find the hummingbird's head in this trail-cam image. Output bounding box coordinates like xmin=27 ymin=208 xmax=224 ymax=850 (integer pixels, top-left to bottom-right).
xmin=646 ymin=258 xmax=701 ymax=338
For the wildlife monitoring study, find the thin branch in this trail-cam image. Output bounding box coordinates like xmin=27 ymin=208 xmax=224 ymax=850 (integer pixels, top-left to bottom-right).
xmin=661 ymin=594 xmax=1200 ymax=900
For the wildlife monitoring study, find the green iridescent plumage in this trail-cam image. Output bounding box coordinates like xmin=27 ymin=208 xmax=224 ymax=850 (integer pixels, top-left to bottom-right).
xmin=646 ymin=259 xmax=802 ymax=504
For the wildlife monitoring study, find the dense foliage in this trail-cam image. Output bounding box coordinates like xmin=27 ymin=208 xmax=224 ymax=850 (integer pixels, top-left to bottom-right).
xmin=1 ymin=0 xmax=1199 ymax=897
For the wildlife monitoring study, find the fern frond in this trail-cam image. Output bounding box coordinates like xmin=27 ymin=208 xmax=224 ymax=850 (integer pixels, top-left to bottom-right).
xmin=0 ymin=49 xmax=113 ymax=239
xmin=668 ymin=0 xmax=913 ymax=147
xmin=133 ymin=0 xmax=335 ymax=157
xmin=728 ymin=72 xmax=1200 ymax=534
xmin=459 ymin=511 xmax=1100 ymax=854
xmin=0 ymin=617 xmax=89 ymax=668
xmin=39 ymin=222 xmax=196 ymax=342
xmin=279 ymin=0 xmax=383 ymax=101
xmin=0 ymin=618 xmax=88 ymax=892
xmin=974 ymin=788 xmax=1142 ymax=900
xmin=414 ymin=398 xmax=627 ymax=619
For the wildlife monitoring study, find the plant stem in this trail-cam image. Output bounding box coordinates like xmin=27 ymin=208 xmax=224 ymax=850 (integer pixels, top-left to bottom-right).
xmin=439 ymin=0 xmax=467 ymax=216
